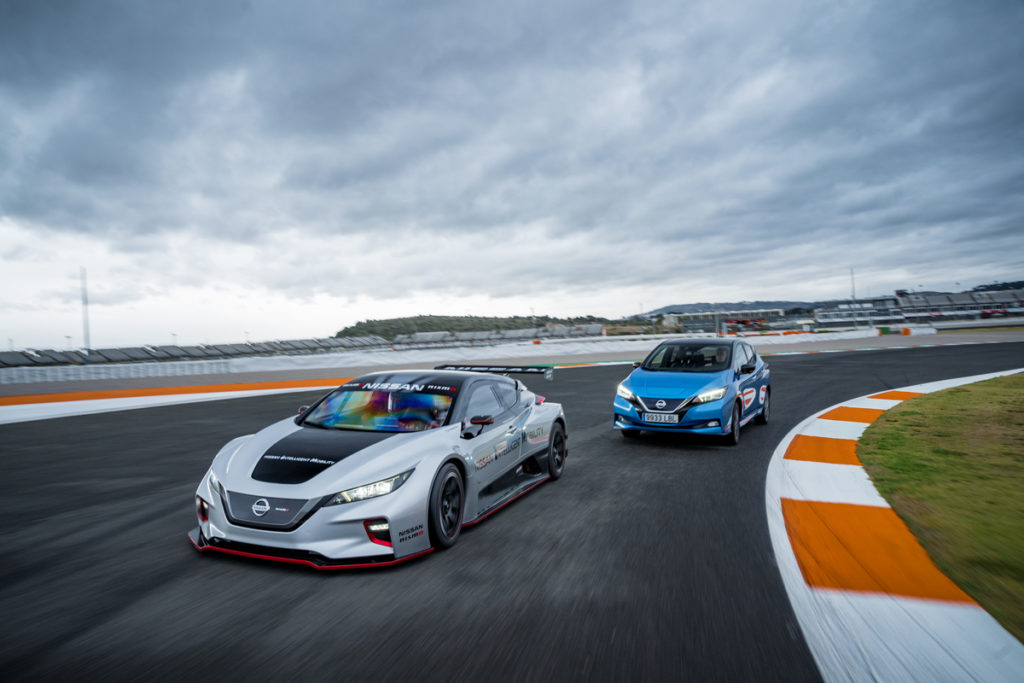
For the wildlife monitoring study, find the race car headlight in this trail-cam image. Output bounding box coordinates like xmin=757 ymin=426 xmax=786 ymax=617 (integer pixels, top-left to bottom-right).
xmin=207 ymin=470 xmax=220 ymax=495
xmin=616 ymin=383 xmax=635 ymax=401
xmin=694 ymin=387 xmax=728 ymax=404
xmin=325 ymin=470 xmax=414 ymax=506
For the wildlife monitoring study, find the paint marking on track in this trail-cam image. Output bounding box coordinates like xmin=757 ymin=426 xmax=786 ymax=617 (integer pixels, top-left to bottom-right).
xmin=784 ymin=434 xmax=860 ymax=465
xmin=818 ymin=406 xmax=886 ymax=423
xmin=869 ymin=390 xmax=925 ymax=401
xmin=782 ymin=499 xmax=974 ymax=602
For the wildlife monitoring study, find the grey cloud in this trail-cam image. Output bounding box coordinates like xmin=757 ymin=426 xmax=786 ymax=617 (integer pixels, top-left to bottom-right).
xmin=1 ymin=0 xmax=1022 ymax=304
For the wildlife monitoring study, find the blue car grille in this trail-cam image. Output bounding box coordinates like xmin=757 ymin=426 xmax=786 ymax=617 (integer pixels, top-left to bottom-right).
xmin=637 ymin=396 xmax=691 ymax=412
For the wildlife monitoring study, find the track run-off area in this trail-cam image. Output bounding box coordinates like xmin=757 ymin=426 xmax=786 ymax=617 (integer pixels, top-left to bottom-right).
xmin=1 ymin=335 xmax=1022 ymax=681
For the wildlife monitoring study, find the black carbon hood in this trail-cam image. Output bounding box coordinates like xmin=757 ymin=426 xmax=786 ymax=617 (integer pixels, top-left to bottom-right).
xmin=250 ymin=426 xmax=399 ymax=484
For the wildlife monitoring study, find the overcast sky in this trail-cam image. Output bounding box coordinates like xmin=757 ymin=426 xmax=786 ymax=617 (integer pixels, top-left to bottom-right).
xmin=2 ymin=0 xmax=1022 ymax=349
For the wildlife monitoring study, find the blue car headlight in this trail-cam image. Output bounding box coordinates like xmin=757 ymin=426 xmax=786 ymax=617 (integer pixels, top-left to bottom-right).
xmin=325 ymin=470 xmax=413 ymax=506
xmin=694 ymin=387 xmax=727 ymax=404
xmin=616 ymin=383 xmax=635 ymax=401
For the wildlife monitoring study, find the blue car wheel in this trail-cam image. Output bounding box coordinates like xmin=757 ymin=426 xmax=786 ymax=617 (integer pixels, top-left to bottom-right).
xmin=755 ymin=388 xmax=770 ymax=425
xmin=725 ymin=402 xmax=741 ymax=445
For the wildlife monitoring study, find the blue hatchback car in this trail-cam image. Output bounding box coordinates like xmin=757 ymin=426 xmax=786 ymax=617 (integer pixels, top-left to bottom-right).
xmin=612 ymin=338 xmax=770 ymax=444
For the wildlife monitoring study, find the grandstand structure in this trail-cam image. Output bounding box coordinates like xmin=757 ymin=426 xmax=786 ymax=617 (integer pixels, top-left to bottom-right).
xmin=814 ymin=288 xmax=1024 ymax=326
xmin=662 ymin=309 xmax=787 ymax=332
xmin=0 ymin=335 xmax=389 ymax=369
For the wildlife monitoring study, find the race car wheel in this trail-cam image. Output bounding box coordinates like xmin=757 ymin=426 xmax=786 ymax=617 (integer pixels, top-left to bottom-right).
xmin=547 ymin=423 xmax=567 ymax=480
xmin=725 ymin=402 xmax=741 ymax=446
xmin=755 ymin=388 xmax=770 ymax=425
xmin=429 ymin=463 xmax=464 ymax=549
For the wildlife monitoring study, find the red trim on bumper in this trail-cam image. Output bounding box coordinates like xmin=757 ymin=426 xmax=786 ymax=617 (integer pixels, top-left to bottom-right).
xmin=187 ymin=531 xmax=433 ymax=570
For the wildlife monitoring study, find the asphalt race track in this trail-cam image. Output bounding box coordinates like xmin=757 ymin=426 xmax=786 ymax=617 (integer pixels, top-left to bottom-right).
xmin=2 ymin=342 xmax=1022 ymax=681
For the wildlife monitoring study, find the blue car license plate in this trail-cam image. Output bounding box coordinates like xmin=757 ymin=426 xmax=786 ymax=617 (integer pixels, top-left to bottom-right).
xmin=643 ymin=413 xmax=679 ymax=424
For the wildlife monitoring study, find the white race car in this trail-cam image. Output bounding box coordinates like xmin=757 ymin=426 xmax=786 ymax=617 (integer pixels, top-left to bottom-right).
xmin=189 ymin=367 xmax=567 ymax=569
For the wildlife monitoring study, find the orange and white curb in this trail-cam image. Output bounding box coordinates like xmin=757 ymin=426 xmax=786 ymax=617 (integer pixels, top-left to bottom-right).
xmin=766 ymin=368 xmax=1024 ymax=682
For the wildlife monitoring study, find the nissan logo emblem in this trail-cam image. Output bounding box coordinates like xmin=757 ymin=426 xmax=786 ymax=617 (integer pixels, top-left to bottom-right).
xmin=252 ymin=498 xmax=270 ymax=516
xmin=655 ymin=399 xmax=667 ymax=409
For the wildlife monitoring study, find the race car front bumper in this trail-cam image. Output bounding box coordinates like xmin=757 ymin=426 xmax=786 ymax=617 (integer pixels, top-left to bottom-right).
xmin=187 ymin=527 xmax=433 ymax=570
xmin=190 ymin=473 xmax=436 ymax=569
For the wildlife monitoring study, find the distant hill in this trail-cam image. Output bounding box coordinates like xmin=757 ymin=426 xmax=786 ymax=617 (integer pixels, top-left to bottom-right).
xmin=336 ymin=314 xmax=611 ymax=341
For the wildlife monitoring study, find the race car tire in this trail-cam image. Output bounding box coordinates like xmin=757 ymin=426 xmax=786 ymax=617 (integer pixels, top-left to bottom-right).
xmin=755 ymin=388 xmax=770 ymax=425
xmin=428 ymin=463 xmax=464 ymax=549
xmin=547 ymin=423 xmax=567 ymax=480
xmin=725 ymin=402 xmax=741 ymax=446
xmin=620 ymin=428 xmax=641 ymax=438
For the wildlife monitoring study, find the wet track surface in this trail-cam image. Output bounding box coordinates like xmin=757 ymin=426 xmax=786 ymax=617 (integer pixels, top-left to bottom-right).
xmin=2 ymin=342 xmax=1022 ymax=681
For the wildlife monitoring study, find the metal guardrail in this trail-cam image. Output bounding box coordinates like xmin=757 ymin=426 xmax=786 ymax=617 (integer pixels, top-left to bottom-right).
xmin=0 ymin=335 xmax=390 ymax=371
xmin=0 ymin=359 xmax=233 ymax=384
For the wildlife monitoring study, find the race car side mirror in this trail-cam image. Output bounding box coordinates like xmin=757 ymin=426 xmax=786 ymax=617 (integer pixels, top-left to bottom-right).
xmin=297 ymin=405 xmax=309 ymax=414
xmin=462 ymin=415 xmax=493 ymax=439
xmin=740 ymin=363 xmax=756 ymax=374
xmin=632 ymin=361 xmax=641 ymax=368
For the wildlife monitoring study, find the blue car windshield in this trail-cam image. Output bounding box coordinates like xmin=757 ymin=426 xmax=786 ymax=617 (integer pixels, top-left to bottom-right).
xmin=304 ymin=389 xmax=454 ymax=432
xmin=642 ymin=343 xmax=731 ymax=372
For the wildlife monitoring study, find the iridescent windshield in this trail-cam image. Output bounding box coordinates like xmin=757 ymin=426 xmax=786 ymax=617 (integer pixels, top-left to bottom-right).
xmin=304 ymin=389 xmax=454 ymax=432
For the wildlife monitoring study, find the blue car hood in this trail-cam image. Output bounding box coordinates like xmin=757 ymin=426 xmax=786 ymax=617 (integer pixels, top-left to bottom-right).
xmin=626 ymin=369 xmax=729 ymax=398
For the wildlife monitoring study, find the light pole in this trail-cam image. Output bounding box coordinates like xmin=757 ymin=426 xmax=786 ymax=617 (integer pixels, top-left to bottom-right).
xmin=850 ymin=267 xmax=858 ymax=329
xmin=65 ymin=335 xmax=72 ymax=350
xmin=172 ymin=333 xmax=177 ymax=346
xmin=80 ymin=266 xmax=91 ymax=354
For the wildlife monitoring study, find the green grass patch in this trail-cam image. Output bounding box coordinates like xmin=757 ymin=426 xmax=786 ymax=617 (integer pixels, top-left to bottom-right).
xmin=858 ymin=373 xmax=1024 ymax=641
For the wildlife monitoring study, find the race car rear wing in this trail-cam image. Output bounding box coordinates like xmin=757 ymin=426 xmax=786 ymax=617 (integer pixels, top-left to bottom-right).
xmin=434 ymin=364 xmax=554 ymax=381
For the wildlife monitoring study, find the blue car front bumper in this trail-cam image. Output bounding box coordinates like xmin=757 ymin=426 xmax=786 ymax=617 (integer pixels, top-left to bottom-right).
xmin=612 ymin=396 xmax=730 ymax=435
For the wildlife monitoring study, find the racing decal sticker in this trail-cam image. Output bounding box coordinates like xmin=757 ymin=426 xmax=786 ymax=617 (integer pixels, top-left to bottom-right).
xmin=742 ymin=388 xmax=756 ymax=409
xmin=252 ymin=429 xmax=398 ymax=484
xmin=360 ymin=382 xmax=427 ymax=392
xmin=474 ymin=433 xmax=521 ymax=469
xmin=525 ymin=425 xmax=548 ymax=446
xmin=342 ymin=376 xmax=460 ymax=394
xmin=759 ymin=385 xmax=767 ymax=404
xmin=435 ymin=364 xmax=551 ymax=377
xmin=398 ymin=524 xmax=425 ymax=543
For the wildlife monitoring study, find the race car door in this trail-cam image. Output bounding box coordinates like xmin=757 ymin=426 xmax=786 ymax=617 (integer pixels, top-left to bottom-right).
xmin=734 ymin=343 xmax=761 ymax=422
xmin=461 ymin=380 xmax=523 ymax=489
